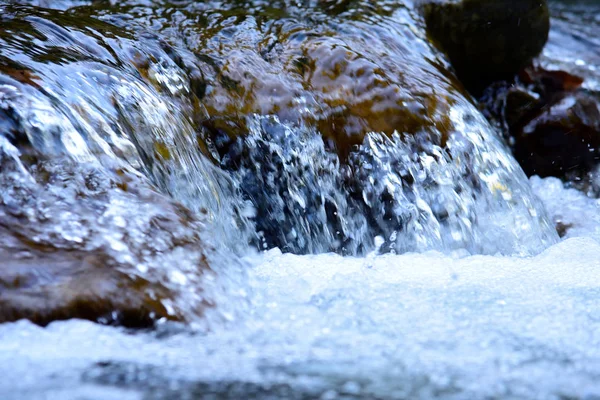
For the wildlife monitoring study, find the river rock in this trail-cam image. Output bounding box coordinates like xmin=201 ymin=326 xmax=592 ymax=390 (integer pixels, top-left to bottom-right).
xmin=0 ymin=7 xmax=241 ymax=326
xmin=160 ymin=1 xmax=460 ymax=160
xmin=482 ymin=66 xmax=600 ymax=179
xmin=0 ymin=143 xmax=218 ymax=327
xmin=422 ymin=0 xmax=550 ymax=93
xmin=515 ymin=91 xmax=600 ymax=178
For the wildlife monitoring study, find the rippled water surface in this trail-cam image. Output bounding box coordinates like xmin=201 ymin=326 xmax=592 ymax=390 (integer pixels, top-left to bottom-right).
xmin=0 ymin=0 xmax=599 ymax=398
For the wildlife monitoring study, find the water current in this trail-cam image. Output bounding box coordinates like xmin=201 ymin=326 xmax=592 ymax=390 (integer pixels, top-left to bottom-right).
xmin=0 ymin=0 xmax=599 ymax=399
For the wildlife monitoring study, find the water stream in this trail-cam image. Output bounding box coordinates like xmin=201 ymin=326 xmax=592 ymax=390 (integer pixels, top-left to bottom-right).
xmin=0 ymin=0 xmax=599 ymax=399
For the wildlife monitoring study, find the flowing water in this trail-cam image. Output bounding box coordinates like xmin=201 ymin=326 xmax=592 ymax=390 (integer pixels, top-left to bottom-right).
xmin=0 ymin=0 xmax=599 ymax=399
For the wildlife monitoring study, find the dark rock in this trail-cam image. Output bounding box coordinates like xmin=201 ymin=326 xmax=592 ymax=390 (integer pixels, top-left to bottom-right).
xmin=514 ymin=90 xmax=600 ymax=178
xmin=481 ymin=66 xmax=600 ymax=179
xmin=555 ymin=220 xmax=573 ymax=238
xmin=422 ymin=0 xmax=550 ymax=94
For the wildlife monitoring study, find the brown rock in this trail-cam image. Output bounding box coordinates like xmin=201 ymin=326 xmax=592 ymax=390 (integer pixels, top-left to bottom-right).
xmin=0 ymin=243 xmax=173 ymax=327
xmin=188 ymin=5 xmax=459 ymax=160
xmin=0 ymin=157 xmax=215 ymax=327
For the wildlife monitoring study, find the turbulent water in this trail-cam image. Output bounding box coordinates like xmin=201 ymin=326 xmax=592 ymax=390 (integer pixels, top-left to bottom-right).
xmin=0 ymin=0 xmax=562 ymax=258
xmin=0 ymin=0 xmax=599 ymax=399
xmin=3 ymin=234 xmax=600 ymax=400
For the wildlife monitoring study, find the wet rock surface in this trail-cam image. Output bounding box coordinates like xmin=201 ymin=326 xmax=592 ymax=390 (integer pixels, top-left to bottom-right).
xmin=422 ymin=0 xmax=550 ymax=94
xmin=121 ymin=0 xmax=461 ymax=158
xmin=515 ymin=90 xmax=600 ymax=179
xmin=0 ymin=143 xmax=218 ymax=327
xmin=481 ymin=66 xmax=600 ymax=180
xmin=0 ymin=5 xmax=247 ymax=327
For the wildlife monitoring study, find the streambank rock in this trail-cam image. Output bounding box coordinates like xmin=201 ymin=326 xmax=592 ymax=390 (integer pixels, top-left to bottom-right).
xmin=422 ymin=0 xmax=550 ymax=93
xmin=482 ymin=66 xmax=600 ymax=179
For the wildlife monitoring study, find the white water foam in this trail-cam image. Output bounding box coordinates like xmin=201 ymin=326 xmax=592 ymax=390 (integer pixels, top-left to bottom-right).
xmin=0 ymin=194 xmax=599 ymax=399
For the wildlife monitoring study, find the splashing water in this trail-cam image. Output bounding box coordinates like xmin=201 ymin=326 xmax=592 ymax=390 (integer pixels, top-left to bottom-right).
xmin=0 ymin=2 xmax=558 ymax=265
xmin=1 ymin=234 xmax=600 ymax=399
xmin=4 ymin=1 xmax=600 ymax=398
xmin=0 ymin=4 xmax=252 ymax=326
xmin=226 ymin=108 xmax=557 ymax=255
xmin=0 ymin=4 xmax=250 ymax=249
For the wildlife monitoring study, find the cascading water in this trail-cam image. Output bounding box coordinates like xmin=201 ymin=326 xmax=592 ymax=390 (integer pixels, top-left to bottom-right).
xmin=0 ymin=2 xmax=559 ymax=264
xmin=0 ymin=4 xmax=248 ymax=243
xmin=1 ymin=0 xmax=599 ymax=399
xmin=226 ymin=111 xmax=557 ymax=255
xmin=0 ymin=4 xmax=252 ymax=326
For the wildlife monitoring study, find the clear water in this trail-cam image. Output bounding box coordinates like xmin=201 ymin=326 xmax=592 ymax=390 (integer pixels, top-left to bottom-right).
xmin=0 ymin=0 xmax=599 ymax=399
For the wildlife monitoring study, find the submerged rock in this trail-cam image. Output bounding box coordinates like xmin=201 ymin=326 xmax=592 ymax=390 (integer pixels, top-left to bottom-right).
xmin=119 ymin=0 xmax=458 ymax=160
xmin=422 ymin=0 xmax=550 ymax=93
xmin=0 ymin=5 xmax=247 ymax=327
xmin=0 ymin=146 xmax=218 ymax=327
